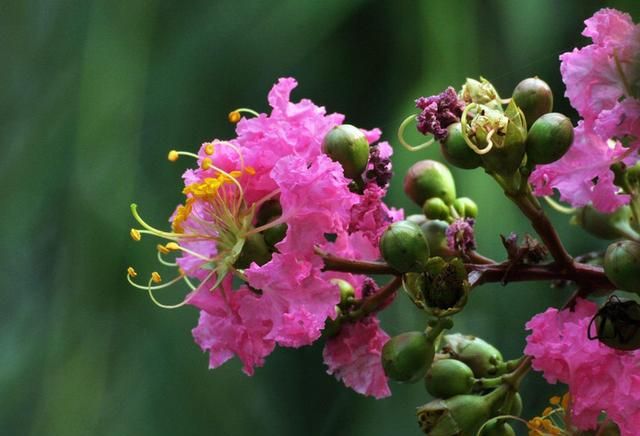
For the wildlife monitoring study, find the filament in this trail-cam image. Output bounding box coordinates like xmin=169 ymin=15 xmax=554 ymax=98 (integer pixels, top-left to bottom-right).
xmin=397 ymin=114 xmax=435 ymax=152
xmin=543 ymin=196 xmax=576 ymax=215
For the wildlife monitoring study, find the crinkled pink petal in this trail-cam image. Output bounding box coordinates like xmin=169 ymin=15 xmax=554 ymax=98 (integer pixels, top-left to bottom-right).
xmin=583 ymin=9 xmax=638 ymax=51
xmin=595 ymin=98 xmax=640 ymax=146
xmin=361 ymin=127 xmax=382 ymax=144
xmin=349 ymin=183 xmax=398 ymax=246
xmin=272 ymin=154 xmax=358 ymax=256
xmin=189 ymin=282 xmax=275 ymax=376
xmin=323 ymin=317 xmax=391 ymax=399
xmin=245 ymin=252 xmax=340 ymax=347
xmin=530 ymin=122 xmax=630 ymax=212
xmin=525 ymin=298 xmax=640 ymax=435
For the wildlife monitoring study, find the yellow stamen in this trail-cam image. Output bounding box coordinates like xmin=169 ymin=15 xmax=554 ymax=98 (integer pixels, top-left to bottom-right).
xmin=151 ymin=272 xmax=162 ymax=283
xmin=202 ymin=157 xmax=212 ymax=170
xmin=172 ymin=199 xmax=194 ymax=233
xmin=166 ymin=242 xmax=180 ymax=251
xmin=542 ymin=407 xmax=553 ymax=416
xmin=127 ymin=267 xmax=137 ymax=277
xmin=130 ymin=228 xmax=142 ymax=241
xmin=549 ymin=396 xmax=561 ymax=405
xmin=204 ymin=142 xmax=215 ymax=155
xmin=168 ymin=150 xmax=179 ymax=161
xmin=228 ymin=111 xmax=241 ymax=123
xmin=245 ymin=166 xmax=256 ymax=175
xmin=157 ymin=244 xmax=170 ymax=255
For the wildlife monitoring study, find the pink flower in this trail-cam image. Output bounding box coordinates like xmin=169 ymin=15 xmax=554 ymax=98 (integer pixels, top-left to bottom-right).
xmin=531 ymin=9 xmax=640 ymax=212
xmin=323 ymin=316 xmax=391 ymax=399
xmin=530 ymin=122 xmax=632 ymax=212
xmin=525 ymin=299 xmax=640 ymax=435
xmin=446 ymin=218 xmax=476 ymax=254
xmin=135 ymin=77 xmax=401 ymax=388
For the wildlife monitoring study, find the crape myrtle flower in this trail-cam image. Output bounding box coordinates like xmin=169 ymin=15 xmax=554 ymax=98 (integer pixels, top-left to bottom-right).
xmin=446 ymin=218 xmax=476 ymax=254
xmin=415 ymin=87 xmax=465 ymax=141
xmin=531 ymin=8 xmax=640 ymax=212
xmin=525 ymin=299 xmax=640 ymax=435
xmin=128 ymin=78 xmax=401 ymax=398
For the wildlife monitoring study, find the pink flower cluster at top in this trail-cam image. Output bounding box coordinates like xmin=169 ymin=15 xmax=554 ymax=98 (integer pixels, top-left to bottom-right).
xmin=530 ymin=9 xmax=640 ymax=212
xmin=525 ymin=299 xmax=640 ymax=435
xmin=176 ymin=78 xmax=401 ymax=399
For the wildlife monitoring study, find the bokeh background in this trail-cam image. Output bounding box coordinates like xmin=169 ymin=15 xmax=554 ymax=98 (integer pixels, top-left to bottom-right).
xmin=3 ymin=1 xmax=639 ymax=435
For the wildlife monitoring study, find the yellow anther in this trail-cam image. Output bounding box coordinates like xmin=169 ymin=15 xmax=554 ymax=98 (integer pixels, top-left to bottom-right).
xmin=204 ymin=143 xmax=215 ymax=155
xmin=542 ymin=407 xmax=553 ymax=416
xmin=228 ymin=111 xmax=241 ymax=123
xmin=127 ymin=267 xmax=137 ymax=277
xmin=166 ymin=242 xmax=180 ymax=251
xmin=202 ymin=157 xmax=212 ymax=170
xmin=178 ymin=267 xmax=186 ymax=276
xmin=130 ymin=228 xmax=141 ymax=241
xmin=245 ymin=166 xmax=256 ymax=175
xmin=168 ymin=150 xmax=179 ymax=162
xmin=229 ymin=170 xmax=242 ymax=179
xmin=151 ymin=272 xmax=162 ymax=283
xmin=549 ymin=396 xmax=561 ymax=405
xmin=157 ymin=244 xmax=170 ymax=255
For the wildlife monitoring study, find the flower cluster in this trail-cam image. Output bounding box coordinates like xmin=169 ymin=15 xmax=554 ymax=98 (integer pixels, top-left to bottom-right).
xmin=530 ymin=9 xmax=640 ymax=212
xmin=130 ymin=78 xmax=401 ymax=398
xmin=525 ymin=299 xmax=640 ymax=435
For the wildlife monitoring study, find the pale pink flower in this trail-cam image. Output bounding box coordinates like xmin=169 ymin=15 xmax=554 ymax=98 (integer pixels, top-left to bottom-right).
xmin=525 ymin=299 xmax=640 ymax=435
xmin=323 ymin=316 xmax=391 ymax=399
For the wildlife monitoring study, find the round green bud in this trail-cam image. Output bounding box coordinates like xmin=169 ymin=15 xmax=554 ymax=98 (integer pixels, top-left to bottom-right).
xmin=440 ymin=123 xmax=482 ymax=169
xmin=423 ymin=197 xmax=450 ymax=220
xmin=526 ymin=112 xmax=574 ymax=164
xmin=332 ymin=279 xmax=355 ymax=304
xmin=406 ymin=214 xmax=428 ymax=226
xmin=404 ymin=160 xmax=457 ymax=207
xmin=322 ymin=124 xmax=370 ymax=179
xmin=382 ymin=331 xmax=434 ymax=383
xmin=420 ymin=220 xmax=449 ymax=257
xmin=453 ymin=197 xmax=478 ymax=218
xmin=380 ymin=220 xmax=430 ymax=273
xmin=442 ymin=334 xmax=504 ymax=378
xmin=263 ymin=223 xmax=287 ymax=248
xmin=512 ymin=77 xmax=553 ymax=126
xmin=425 ymin=358 xmax=474 ymax=399
xmin=234 ymin=233 xmax=272 ymax=269
xmin=592 ymin=298 xmax=640 ymax=351
xmin=604 ymin=240 xmax=640 ymax=294
xmin=572 ymin=205 xmax=638 ymax=241
xmin=479 ymin=418 xmax=516 ymax=436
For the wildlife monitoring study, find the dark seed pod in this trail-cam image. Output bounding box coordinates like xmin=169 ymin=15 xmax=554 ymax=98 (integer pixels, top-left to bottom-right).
xmin=589 ymin=297 xmax=640 ymax=351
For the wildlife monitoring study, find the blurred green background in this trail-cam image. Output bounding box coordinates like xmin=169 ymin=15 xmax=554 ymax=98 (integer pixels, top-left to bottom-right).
xmin=3 ymin=1 xmax=639 ymax=435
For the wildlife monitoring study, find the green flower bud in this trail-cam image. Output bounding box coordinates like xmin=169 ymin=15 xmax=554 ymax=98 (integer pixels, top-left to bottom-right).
xmin=479 ymin=418 xmax=516 ymax=436
xmin=406 ymin=214 xmax=428 ymax=226
xmin=380 ymin=220 xmax=431 ymax=272
xmin=404 ymin=160 xmax=457 ymax=206
xmin=234 ymin=233 xmax=272 ymax=269
xmin=403 ymin=258 xmax=469 ymax=317
xmin=440 ymin=123 xmax=482 ymax=169
xmin=512 ymin=77 xmax=553 ymax=126
xmin=571 ymin=205 xmax=639 ymax=241
xmin=453 ymin=197 xmax=478 ymax=219
xmin=425 ymin=359 xmax=474 ymax=399
xmin=461 ymin=77 xmax=502 ymax=109
xmin=423 ymin=197 xmax=451 ymax=220
xmin=322 ymin=124 xmax=370 ymax=179
xmin=525 ymin=112 xmax=574 ymax=165
xmin=420 ymin=220 xmax=450 ymax=257
xmin=382 ymin=331 xmax=434 ymax=383
xmin=442 ymin=334 xmax=504 ymax=378
xmin=590 ymin=298 xmax=640 ymax=351
xmin=416 ymin=385 xmax=509 ymax=435
xmin=332 ymin=279 xmax=355 ymax=304
xmin=604 ymin=240 xmax=640 ymax=294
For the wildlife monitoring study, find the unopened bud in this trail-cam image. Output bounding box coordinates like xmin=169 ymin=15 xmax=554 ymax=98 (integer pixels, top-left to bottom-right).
xmin=461 ymin=77 xmax=500 ymax=108
xmin=423 ymin=197 xmax=450 ymax=221
xmin=322 ymin=124 xmax=370 ymax=179
xmin=441 ymin=334 xmax=504 ymax=378
xmin=453 ymin=197 xmax=478 ymax=219
xmin=420 ymin=220 xmax=450 ymax=257
xmin=479 ymin=418 xmax=516 ymax=436
xmin=425 ymin=358 xmax=474 ymax=399
xmin=440 ymin=123 xmax=482 ymax=169
xmin=572 ymin=205 xmax=638 ymax=241
xmin=525 ymin=112 xmax=573 ymax=164
xmin=512 ymin=77 xmax=553 ymax=126
xmin=478 ymin=100 xmax=527 ymax=176
xmin=604 ymin=240 xmax=640 ymax=294
xmin=404 ymin=160 xmax=457 ymax=206
xmin=332 ymin=279 xmax=356 ymax=304
xmin=380 ymin=220 xmax=430 ymax=273
xmin=382 ymin=331 xmax=434 ymax=383
xmin=590 ymin=298 xmax=640 ymax=351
